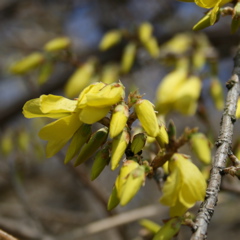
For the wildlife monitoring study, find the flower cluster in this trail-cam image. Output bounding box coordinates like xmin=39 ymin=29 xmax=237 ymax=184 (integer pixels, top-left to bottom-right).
xmin=23 ymin=82 xmax=125 ymax=158
xmin=160 ymin=153 xmax=206 ymax=217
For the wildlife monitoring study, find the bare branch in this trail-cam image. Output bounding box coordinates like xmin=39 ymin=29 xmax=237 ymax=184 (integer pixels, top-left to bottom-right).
xmin=190 ymin=49 xmax=240 ymax=240
xmin=0 ymin=229 xmax=18 ymax=240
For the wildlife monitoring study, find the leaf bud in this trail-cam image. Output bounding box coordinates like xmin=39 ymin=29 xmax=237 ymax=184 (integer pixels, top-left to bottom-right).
xmin=130 ymin=133 xmax=147 ymax=154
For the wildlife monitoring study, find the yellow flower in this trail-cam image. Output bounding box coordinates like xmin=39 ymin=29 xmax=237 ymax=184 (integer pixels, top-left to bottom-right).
xmin=23 ymin=81 xmax=126 ymax=158
xmin=160 ymin=153 xmax=206 ymax=217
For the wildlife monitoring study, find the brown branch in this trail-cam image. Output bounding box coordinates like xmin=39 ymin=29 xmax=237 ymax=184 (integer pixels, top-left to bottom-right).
xmin=0 ymin=229 xmax=18 ymax=240
xmin=190 ymin=49 xmax=240 ymax=240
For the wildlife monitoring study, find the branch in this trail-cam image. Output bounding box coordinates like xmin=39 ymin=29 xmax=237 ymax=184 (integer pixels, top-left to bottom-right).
xmin=57 ymin=204 xmax=163 ymax=240
xmin=190 ymin=49 xmax=240 ymax=240
xmin=0 ymin=229 xmax=18 ymax=240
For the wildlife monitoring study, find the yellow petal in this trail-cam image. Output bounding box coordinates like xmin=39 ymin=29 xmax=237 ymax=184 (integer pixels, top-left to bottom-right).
xmin=40 ymin=95 xmax=77 ymax=113
xmin=39 ymin=113 xmax=82 ymax=158
xmin=86 ymin=83 xmax=125 ymax=107
xmin=77 ymin=82 xmax=106 ymax=108
xmin=23 ymin=96 xmax=76 ymax=119
xmin=79 ymin=106 xmax=110 ymax=124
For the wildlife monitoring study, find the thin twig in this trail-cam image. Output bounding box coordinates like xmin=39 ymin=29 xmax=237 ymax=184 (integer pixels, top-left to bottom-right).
xmin=57 ymin=204 xmax=163 ymax=240
xmin=190 ymin=49 xmax=240 ymax=240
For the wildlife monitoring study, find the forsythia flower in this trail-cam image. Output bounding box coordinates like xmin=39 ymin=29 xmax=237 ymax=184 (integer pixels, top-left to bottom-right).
xmin=23 ymin=82 xmax=125 ymax=158
xmin=160 ymin=153 xmax=206 ymax=217
xmin=178 ymin=0 xmax=232 ymax=25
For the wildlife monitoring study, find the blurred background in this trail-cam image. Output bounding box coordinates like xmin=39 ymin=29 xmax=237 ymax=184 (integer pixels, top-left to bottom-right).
xmin=1 ymin=0 xmax=240 ymax=239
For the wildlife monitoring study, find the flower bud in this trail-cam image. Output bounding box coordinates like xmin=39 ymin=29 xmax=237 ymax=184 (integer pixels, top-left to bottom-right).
xmin=64 ymin=60 xmax=95 ymax=98
xmin=121 ymin=42 xmax=137 ymax=73
xmin=101 ymin=64 xmax=119 ymax=84
xmin=134 ymin=99 xmax=159 ymax=137
xmin=156 ymin=68 xmax=188 ymax=114
xmin=64 ymin=124 xmax=92 ymax=164
xmin=153 ymin=217 xmax=182 ymax=240
xmin=173 ymin=75 xmax=201 ymax=115
xmin=139 ymin=219 xmax=161 ymax=234
xmin=74 ymin=127 xmax=108 ymax=166
xmin=10 ymin=52 xmax=44 ymax=75
xmin=236 ymin=98 xmax=240 ymax=119
xmin=115 ymin=160 xmax=139 ymax=198
xmin=156 ymin=125 xmax=169 ymax=148
xmin=120 ymin=166 xmax=145 ymax=206
xmin=111 ymin=128 xmax=130 ymax=170
xmin=143 ymin=37 xmax=160 ymax=58
xmin=37 ymin=61 xmax=53 ymax=85
xmin=91 ymin=145 xmax=110 ymax=180
xmin=209 ymin=77 xmax=224 ymax=111
xmin=190 ymin=133 xmax=212 ymax=165
xmin=130 ymin=133 xmax=147 ymax=154
xmin=99 ymin=30 xmax=122 ymax=51
xmin=107 ymin=186 xmax=120 ymax=211
xmin=231 ymin=2 xmax=240 ymax=33
xmin=43 ymin=37 xmax=71 ymax=52
xmin=110 ymin=103 xmax=129 ymax=138
xmin=138 ymin=22 xmax=153 ymax=43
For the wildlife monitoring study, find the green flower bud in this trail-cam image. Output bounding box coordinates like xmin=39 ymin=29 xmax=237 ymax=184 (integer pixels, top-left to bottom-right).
xmin=130 ymin=133 xmax=147 ymax=154
xmin=231 ymin=2 xmax=240 ymax=34
xmin=107 ymin=186 xmax=120 ymax=211
xmin=64 ymin=124 xmax=92 ymax=164
xmin=91 ymin=145 xmax=110 ymax=180
xmin=74 ymin=127 xmax=108 ymax=166
xmin=153 ymin=217 xmax=182 ymax=240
